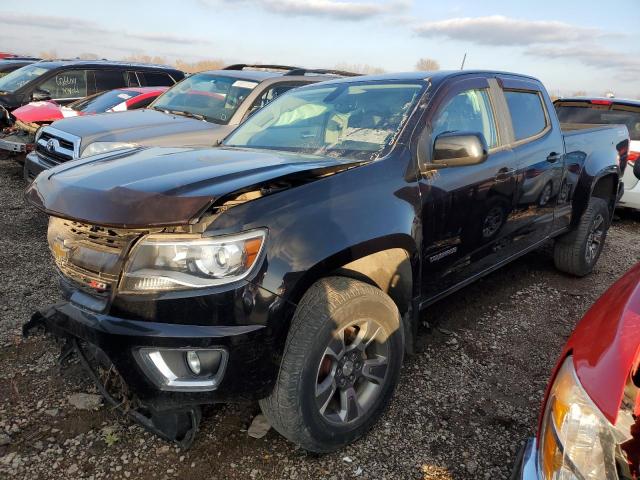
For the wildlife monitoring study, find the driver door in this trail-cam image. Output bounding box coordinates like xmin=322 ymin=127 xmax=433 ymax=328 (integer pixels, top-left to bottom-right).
xmin=418 ymin=77 xmax=520 ymax=303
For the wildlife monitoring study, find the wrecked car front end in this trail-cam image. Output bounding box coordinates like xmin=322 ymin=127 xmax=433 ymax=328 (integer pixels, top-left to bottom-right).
xmin=23 ymin=145 xmax=362 ymax=447
xmin=23 ymin=215 xmax=282 ymax=447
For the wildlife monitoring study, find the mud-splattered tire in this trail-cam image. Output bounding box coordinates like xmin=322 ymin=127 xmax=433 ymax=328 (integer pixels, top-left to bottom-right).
xmin=259 ymin=276 xmax=404 ymax=453
xmin=554 ymin=197 xmax=609 ymax=277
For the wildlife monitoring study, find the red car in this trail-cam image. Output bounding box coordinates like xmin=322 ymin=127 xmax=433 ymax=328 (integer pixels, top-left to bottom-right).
xmin=0 ymin=87 xmax=168 ymax=156
xmin=514 ymin=262 xmax=640 ymax=479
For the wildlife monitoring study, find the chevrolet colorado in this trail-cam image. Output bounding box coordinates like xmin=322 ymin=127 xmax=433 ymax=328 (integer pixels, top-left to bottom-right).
xmin=24 ymin=70 xmax=629 ymax=452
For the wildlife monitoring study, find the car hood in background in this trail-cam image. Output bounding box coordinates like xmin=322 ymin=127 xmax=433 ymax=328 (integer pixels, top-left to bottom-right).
xmin=25 ymin=146 xmax=361 ymax=228
xmin=561 ymin=262 xmax=640 ymax=424
xmin=49 ymin=109 xmax=222 ymax=145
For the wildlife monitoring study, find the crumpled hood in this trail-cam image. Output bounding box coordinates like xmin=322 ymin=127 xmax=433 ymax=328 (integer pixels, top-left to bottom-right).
xmin=25 ymin=146 xmax=359 ymax=228
xmin=561 ymin=262 xmax=640 ymax=424
xmin=50 ymin=109 xmax=219 ymax=145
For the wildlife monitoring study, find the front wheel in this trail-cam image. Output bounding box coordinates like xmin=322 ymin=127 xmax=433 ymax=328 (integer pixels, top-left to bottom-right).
xmin=554 ymin=197 xmax=610 ymax=276
xmin=259 ymin=276 xmax=404 ymax=453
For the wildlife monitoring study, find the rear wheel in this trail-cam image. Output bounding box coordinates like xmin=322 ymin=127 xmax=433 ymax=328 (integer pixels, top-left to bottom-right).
xmin=260 ymin=276 xmax=404 ymax=452
xmin=554 ymin=197 xmax=609 ymax=276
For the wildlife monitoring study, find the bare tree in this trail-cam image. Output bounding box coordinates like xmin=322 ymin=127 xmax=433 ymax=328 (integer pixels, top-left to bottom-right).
xmin=78 ymin=52 xmax=100 ymax=60
xmin=175 ymin=59 xmax=225 ymax=73
xmin=415 ymin=58 xmax=440 ymax=71
xmin=335 ymin=63 xmax=386 ymax=75
xmin=38 ymin=50 xmax=57 ymax=60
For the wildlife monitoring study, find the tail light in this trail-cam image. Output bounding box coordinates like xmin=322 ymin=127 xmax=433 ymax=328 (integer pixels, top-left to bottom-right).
xmin=629 ymin=151 xmax=639 ymax=166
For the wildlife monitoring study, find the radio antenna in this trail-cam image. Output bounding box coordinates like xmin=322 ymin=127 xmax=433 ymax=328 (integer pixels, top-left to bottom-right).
xmin=460 ymin=53 xmax=467 ymax=70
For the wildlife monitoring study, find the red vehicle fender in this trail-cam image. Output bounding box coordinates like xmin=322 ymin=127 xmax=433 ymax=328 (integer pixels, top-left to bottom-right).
xmin=539 ymin=263 xmax=640 ymax=434
xmin=12 ymin=101 xmax=66 ymax=124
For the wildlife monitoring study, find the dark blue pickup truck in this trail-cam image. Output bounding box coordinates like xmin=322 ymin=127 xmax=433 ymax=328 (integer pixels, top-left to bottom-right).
xmin=24 ymin=70 xmax=629 ymax=452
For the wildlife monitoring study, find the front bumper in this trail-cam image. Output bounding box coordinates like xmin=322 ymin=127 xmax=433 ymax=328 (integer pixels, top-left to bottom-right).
xmin=511 ymin=438 xmax=540 ymax=480
xmin=0 ymin=136 xmax=27 ymax=153
xmin=24 ymin=151 xmax=56 ymax=181
xmin=24 ymin=299 xmax=278 ymax=446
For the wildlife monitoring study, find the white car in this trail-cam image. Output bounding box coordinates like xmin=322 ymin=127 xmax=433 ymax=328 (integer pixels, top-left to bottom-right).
xmin=555 ymin=97 xmax=640 ymax=210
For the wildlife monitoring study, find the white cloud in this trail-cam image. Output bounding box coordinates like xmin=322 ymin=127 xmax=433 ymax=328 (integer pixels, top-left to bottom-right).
xmin=414 ymin=15 xmax=602 ymax=46
xmin=210 ymin=0 xmax=411 ymax=20
xmin=526 ymin=45 xmax=640 ymax=81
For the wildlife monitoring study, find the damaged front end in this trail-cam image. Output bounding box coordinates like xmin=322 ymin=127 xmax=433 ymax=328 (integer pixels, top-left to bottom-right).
xmin=24 ymin=306 xmax=202 ymax=449
xmin=0 ymin=120 xmax=39 ymax=159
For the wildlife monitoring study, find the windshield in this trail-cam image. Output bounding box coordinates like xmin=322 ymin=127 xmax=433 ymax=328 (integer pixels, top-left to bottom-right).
xmin=556 ymin=102 xmax=640 ymax=141
xmin=70 ymin=89 xmax=141 ymax=113
xmin=0 ymin=63 xmax=52 ymax=93
xmin=150 ymin=73 xmax=259 ymax=124
xmin=224 ymin=81 xmax=425 ymax=160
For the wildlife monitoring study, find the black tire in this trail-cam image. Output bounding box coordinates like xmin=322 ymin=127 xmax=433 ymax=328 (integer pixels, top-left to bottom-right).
xmin=259 ymin=276 xmax=404 ymax=453
xmin=554 ymin=197 xmax=609 ymax=276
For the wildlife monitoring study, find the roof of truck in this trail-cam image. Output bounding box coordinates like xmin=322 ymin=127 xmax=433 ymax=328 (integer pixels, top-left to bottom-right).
xmin=310 ymin=69 xmax=541 ymax=85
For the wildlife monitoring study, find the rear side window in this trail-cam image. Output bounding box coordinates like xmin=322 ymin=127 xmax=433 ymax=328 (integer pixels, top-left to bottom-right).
xmin=139 ymin=72 xmax=174 ymax=86
xmin=126 ymin=72 xmax=141 ymax=87
xmin=93 ymin=70 xmax=127 ymax=91
xmin=38 ymin=70 xmax=88 ymax=99
xmin=505 ymin=91 xmax=547 ymax=141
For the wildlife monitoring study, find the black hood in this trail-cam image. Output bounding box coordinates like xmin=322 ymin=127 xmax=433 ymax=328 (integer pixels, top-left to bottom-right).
xmin=25 ymin=146 xmax=361 ymax=228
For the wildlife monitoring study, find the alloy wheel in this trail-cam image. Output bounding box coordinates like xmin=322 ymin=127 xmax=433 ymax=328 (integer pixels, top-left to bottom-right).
xmin=315 ymin=318 xmax=390 ymax=425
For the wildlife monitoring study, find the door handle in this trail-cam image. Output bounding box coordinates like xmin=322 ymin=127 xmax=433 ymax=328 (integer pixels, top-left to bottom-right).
xmin=546 ymin=152 xmax=562 ymax=163
xmin=495 ymin=168 xmax=516 ymax=182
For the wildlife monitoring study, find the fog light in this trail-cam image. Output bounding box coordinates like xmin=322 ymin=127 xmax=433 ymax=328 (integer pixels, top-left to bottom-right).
xmin=186 ymin=351 xmax=201 ymax=375
xmin=135 ymin=347 xmax=227 ymax=391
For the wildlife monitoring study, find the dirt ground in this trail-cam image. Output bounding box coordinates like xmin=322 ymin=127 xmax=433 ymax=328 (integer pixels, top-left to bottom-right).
xmin=1 ymin=157 xmax=640 ymax=480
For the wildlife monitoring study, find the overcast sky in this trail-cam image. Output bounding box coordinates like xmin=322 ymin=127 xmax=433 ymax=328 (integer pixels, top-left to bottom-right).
xmin=1 ymin=0 xmax=638 ymax=97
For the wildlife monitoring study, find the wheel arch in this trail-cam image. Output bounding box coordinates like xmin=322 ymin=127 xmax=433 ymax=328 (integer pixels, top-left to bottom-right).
xmin=285 ymin=234 xmax=419 ymax=317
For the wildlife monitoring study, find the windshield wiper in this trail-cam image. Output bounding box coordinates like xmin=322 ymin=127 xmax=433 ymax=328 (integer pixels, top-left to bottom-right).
xmin=164 ymin=109 xmax=207 ymax=121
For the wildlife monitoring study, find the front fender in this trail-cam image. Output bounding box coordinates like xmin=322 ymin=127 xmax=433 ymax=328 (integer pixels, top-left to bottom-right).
xmin=207 ymin=150 xmax=421 ymax=322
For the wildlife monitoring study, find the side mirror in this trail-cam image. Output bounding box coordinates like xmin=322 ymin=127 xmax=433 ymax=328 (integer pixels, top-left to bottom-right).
xmin=31 ymin=88 xmax=51 ymax=102
xmin=634 ymin=158 xmax=640 ymax=180
xmin=432 ymin=131 xmax=488 ymax=168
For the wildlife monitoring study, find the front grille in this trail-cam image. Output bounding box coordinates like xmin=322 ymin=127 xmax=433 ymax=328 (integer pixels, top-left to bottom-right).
xmin=35 ymin=128 xmax=78 ymax=164
xmin=48 ymin=217 xmax=143 ymax=293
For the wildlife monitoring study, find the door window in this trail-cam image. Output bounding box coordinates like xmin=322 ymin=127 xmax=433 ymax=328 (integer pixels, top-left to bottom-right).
xmin=38 ymin=70 xmax=88 ymax=99
xmin=139 ymin=71 xmax=175 ymax=86
xmin=93 ymin=70 xmax=127 ymax=91
xmin=504 ymin=91 xmax=547 ymax=141
xmin=432 ymin=89 xmax=498 ymax=148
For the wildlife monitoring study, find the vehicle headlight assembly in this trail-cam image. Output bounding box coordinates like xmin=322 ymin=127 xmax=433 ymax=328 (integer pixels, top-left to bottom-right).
xmin=120 ymin=229 xmax=266 ymax=293
xmin=80 ymin=141 xmax=137 ymax=158
xmin=538 ymin=356 xmax=619 ymax=480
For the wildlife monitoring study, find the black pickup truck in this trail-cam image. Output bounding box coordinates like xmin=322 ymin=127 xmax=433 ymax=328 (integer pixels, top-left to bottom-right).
xmin=24 ymin=70 xmax=629 ymax=452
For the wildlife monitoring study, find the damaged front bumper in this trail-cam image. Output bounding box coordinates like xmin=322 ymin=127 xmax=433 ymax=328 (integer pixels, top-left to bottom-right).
xmin=23 ymin=301 xmax=270 ymax=448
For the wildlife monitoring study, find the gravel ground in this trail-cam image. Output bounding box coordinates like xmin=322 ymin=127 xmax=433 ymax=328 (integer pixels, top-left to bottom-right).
xmin=2 ymin=157 xmax=640 ymax=479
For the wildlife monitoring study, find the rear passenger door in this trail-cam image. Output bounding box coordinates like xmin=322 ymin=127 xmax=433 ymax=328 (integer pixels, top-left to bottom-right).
xmin=497 ymin=77 xmax=565 ymax=247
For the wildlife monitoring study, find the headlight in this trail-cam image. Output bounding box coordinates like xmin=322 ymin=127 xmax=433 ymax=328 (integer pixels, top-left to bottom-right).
xmin=80 ymin=141 xmax=137 ymax=158
xmin=539 ymin=356 xmax=618 ymax=479
xmin=120 ymin=229 xmax=266 ymax=293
